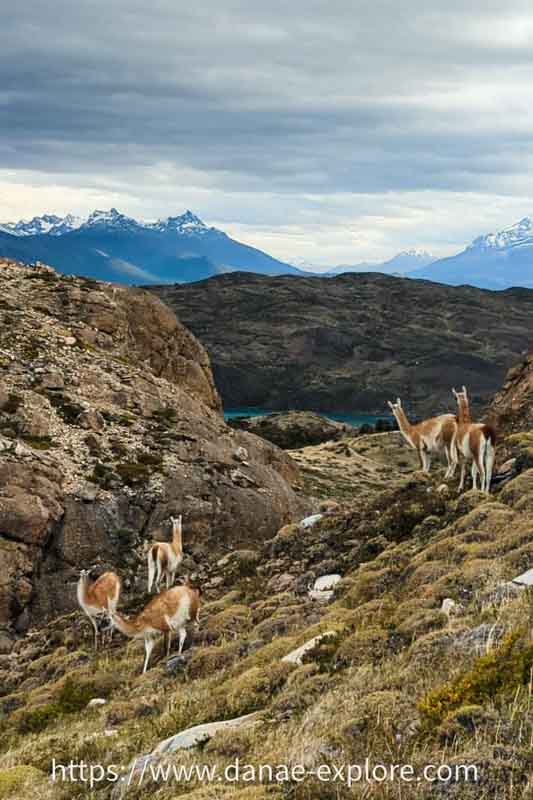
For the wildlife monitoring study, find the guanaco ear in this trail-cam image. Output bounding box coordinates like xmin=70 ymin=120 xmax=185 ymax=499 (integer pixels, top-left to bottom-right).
xmin=396 ymin=398 xmax=402 ymax=407
xmin=387 ymin=400 xmax=395 ymax=411
xmin=462 ymin=385 xmax=468 ymax=398
xmin=452 ymin=387 xmax=458 ymax=398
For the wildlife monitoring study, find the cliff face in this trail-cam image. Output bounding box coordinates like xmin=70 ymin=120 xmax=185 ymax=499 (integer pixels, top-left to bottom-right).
xmin=487 ymin=354 xmax=533 ymax=434
xmin=0 ymin=260 xmax=307 ymax=638
xmin=151 ymin=272 xmax=533 ymax=417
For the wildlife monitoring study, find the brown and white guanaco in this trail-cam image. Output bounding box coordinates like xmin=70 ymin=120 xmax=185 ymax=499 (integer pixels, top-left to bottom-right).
xmin=147 ymin=515 xmax=183 ymax=593
xmin=110 ymin=580 xmax=200 ymax=673
xmin=450 ymin=386 xmax=496 ymax=494
xmin=77 ymin=569 xmax=121 ymax=651
xmin=388 ymin=398 xmax=457 ymax=476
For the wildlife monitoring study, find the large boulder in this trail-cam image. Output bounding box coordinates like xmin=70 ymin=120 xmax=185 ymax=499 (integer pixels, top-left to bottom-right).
xmin=227 ymin=410 xmax=354 ymax=449
xmin=0 ymin=259 xmax=308 ymax=631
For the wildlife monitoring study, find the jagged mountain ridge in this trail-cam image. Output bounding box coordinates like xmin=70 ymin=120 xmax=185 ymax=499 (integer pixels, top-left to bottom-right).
xmin=0 ymin=209 xmax=302 ymax=285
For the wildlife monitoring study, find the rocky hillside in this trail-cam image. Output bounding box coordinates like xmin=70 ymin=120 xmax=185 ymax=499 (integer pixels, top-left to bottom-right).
xmin=0 ymin=259 xmax=308 ymax=641
xmin=151 ymin=272 xmax=533 ymax=416
xmin=2 ymin=420 xmax=533 ymax=798
xmin=488 ymin=353 xmax=533 ymax=434
xmin=3 ymin=263 xmax=533 ymax=800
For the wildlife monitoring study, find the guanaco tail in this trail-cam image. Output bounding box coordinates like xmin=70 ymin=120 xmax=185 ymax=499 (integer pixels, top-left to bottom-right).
xmin=147 ymin=515 xmax=183 ymax=593
xmin=77 ymin=569 xmax=121 ymax=651
xmin=110 ymin=581 xmax=200 ymax=673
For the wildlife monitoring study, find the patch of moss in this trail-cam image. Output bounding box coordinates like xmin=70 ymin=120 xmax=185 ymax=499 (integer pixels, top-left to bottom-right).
xmin=222 ymin=663 xmax=293 ymax=715
xmin=21 ymin=434 xmax=55 ymax=450
xmin=13 ymin=675 xmax=105 ymax=734
xmin=88 ymin=461 xmax=116 ymax=488
xmin=14 ymin=702 xmax=61 ymax=734
xmin=100 ymin=410 xmax=135 ymax=427
xmin=419 ymin=630 xmax=533 ymax=728
xmin=136 ymin=451 xmax=164 ymax=468
xmin=0 ymin=766 xmax=47 ymax=798
xmin=151 ymin=406 xmax=178 ymax=428
xmin=115 ymin=461 xmax=152 ymax=486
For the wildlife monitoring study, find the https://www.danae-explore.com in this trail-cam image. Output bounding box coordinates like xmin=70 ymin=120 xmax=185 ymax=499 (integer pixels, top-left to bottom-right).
xmin=51 ymin=757 xmax=479 ymax=789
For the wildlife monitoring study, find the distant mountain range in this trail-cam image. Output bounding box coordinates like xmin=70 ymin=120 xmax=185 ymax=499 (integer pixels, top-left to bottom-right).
xmin=0 ymin=209 xmax=302 ymax=284
xmin=1 ymin=209 xmax=533 ymax=289
xmin=323 ymin=249 xmax=436 ymax=276
xmin=414 ymin=217 xmax=533 ymax=289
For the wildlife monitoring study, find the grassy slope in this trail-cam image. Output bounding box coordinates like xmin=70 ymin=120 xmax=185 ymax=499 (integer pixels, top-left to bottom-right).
xmin=2 ymin=434 xmax=533 ymax=799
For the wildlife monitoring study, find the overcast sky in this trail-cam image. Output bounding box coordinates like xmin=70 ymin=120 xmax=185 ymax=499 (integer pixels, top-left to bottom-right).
xmin=2 ymin=1 xmax=533 ymax=265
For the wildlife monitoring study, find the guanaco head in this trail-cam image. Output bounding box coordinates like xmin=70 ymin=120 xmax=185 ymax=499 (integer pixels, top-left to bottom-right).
xmin=452 ymin=385 xmax=468 ymax=402
xmin=387 ymin=398 xmax=402 ymax=416
xmin=170 ymin=514 xmax=182 ymax=531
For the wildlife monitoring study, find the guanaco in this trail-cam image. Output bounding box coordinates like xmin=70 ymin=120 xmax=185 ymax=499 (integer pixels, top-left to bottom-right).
xmin=110 ymin=581 xmax=200 ymax=673
xmin=388 ymin=398 xmax=457 ymax=476
xmin=77 ymin=569 xmax=121 ymax=651
xmin=147 ymin=515 xmax=183 ymax=593
xmin=451 ymin=386 xmax=496 ymax=493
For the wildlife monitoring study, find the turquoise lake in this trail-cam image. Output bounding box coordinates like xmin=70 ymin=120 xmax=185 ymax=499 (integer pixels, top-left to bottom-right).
xmin=224 ymin=407 xmax=389 ymax=427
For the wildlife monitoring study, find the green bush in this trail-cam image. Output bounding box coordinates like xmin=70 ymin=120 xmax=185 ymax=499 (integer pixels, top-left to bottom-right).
xmin=419 ymin=630 xmax=533 ymax=727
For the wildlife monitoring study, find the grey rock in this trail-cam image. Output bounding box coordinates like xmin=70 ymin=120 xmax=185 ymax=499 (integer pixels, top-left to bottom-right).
xmin=282 ymin=631 xmax=336 ymax=665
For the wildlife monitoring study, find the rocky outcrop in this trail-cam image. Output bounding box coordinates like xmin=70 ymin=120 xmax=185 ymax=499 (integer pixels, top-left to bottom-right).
xmin=227 ymin=410 xmax=354 ymax=449
xmin=0 ymin=259 xmax=308 ymax=639
xmin=487 ymin=353 xmax=533 ymax=434
xmin=151 ymin=272 xmax=533 ymax=417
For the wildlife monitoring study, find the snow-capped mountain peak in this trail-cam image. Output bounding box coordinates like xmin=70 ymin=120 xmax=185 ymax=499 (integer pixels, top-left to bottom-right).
xmin=1 ymin=213 xmax=84 ymax=237
xmin=394 ymin=248 xmax=433 ymax=259
xmin=469 ymin=217 xmax=533 ymax=251
xmin=149 ymin=210 xmax=212 ymax=236
xmin=0 ymin=208 xmax=218 ymax=238
xmin=80 ymin=208 xmax=140 ymax=232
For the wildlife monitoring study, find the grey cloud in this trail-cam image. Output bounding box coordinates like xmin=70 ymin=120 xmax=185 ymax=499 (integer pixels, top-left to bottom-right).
xmin=2 ymin=0 xmax=533 ymax=260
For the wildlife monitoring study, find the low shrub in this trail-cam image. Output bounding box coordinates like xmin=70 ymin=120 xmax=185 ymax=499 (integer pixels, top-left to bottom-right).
xmin=419 ymin=629 xmax=533 ymax=727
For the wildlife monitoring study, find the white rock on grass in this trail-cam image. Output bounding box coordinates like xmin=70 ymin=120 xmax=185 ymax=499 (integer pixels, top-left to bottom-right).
xmin=154 ymin=713 xmax=259 ymax=754
xmin=300 ymin=513 xmax=323 ymax=530
xmin=114 ymin=713 xmax=260 ymax=798
xmin=86 ymin=698 xmax=107 ymax=709
xmin=313 ymin=574 xmax=341 ymax=592
xmin=512 ymin=567 xmax=533 ymax=587
xmin=440 ymin=598 xmax=457 ymax=618
xmin=282 ymin=631 xmax=336 ymax=665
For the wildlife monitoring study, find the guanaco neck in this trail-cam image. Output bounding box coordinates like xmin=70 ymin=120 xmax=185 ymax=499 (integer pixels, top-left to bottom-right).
xmin=457 ymin=395 xmax=471 ymax=425
xmin=171 ymin=517 xmax=183 ymax=556
xmin=77 ymin=575 xmax=90 ymax=605
xmin=394 ymin=407 xmax=416 ymax=448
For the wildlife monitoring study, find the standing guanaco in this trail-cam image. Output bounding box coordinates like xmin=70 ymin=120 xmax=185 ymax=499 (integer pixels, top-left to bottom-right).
xmin=110 ymin=580 xmax=200 ymax=673
xmin=388 ymin=398 xmax=457 ymax=476
xmin=451 ymin=386 xmax=496 ymax=493
xmin=77 ymin=569 xmax=121 ymax=651
xmin=147 ymin=515 xmax=183 ymax=593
